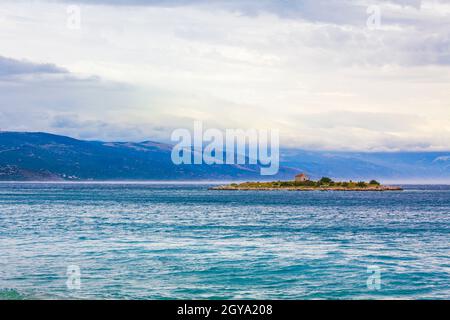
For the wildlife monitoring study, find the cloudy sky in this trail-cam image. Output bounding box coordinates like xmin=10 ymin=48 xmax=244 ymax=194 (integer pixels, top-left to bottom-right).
xmin=0 ymin=0 xmax=449 ymax=150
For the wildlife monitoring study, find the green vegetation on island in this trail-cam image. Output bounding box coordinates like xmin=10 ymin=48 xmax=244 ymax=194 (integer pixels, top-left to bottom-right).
xmin=211 ymin=176 xmax=402 ymax=191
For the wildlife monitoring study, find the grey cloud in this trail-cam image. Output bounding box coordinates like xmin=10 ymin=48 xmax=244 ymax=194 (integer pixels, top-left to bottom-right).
xmin=0 ymin=56 xmax=176 ymax=142
xmin=49 ymin=114 xmax=178 ymax=142
xmin=54 ymin=0 xmax=450 ymax=67
xmin=58 ymin=0 xmax=365 ymax=23
xmin=0 ymin=56 xmax=138 ymax=131
xmin=56 ymin=0 xmax=424 ymax=9
xmin=50 ymin=114 xmax=144 ymax=141
xmin=55 ymin=0 xmax=424 ymax=21
xmin=0 ymin=56 xmax=135 ymax=110
xmin=0 ymin=55 xmax=68 ymax=77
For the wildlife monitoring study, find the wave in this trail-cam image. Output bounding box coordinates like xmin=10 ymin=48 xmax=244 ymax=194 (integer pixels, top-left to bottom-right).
xmin=0 ymin=288 xmax=26 ymax=300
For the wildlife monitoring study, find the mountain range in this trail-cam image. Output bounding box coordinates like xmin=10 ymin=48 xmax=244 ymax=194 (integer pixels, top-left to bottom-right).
xmin=0 ymin=132 xmax=295 ymax=181
xmin=1 ymin=132 xmax=450 ymax=182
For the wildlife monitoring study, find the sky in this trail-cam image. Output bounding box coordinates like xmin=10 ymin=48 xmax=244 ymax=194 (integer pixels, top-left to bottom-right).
xmin=0 ymin=0 xmax=449 ymax=150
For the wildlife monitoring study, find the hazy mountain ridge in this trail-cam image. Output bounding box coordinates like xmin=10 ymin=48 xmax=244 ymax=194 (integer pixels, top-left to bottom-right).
xmin=0 ymin=132 xmax=295 ymax=181
xmin=280 ymin=149 xmax=450 ymax=182
xmin=0 ymin=132 xmax=449 ymax=182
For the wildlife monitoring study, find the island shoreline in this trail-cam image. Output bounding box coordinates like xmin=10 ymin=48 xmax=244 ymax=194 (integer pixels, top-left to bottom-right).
xmin=209 ymin=175 xmax=403 ymax=191
xmin=209 ymin=186 xmax=403 ymax=191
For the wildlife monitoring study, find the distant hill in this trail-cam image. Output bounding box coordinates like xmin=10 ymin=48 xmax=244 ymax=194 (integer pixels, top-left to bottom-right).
xmin=0 ymin=132 xmax=449 ymax=182
xmin=280 ymin=149 xmax=450 ymax=182
xmin=0 ymin=132 xmax=295 ymax=181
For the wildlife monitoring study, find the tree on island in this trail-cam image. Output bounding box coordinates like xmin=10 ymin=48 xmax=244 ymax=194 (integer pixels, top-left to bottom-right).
xmin=369 ymin=180 xmax=381 ymax=185
xmin=319 ymin=177 xmax=333 ymax=185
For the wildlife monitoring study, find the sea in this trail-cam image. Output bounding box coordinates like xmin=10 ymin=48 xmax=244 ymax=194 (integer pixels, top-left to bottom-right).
xmin=0 ymin=182 xmax=449 ymax=300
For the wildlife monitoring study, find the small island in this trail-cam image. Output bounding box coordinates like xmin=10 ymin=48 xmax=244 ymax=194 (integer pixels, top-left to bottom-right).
xmin=210 ymin=174 xmax=403 ymax=191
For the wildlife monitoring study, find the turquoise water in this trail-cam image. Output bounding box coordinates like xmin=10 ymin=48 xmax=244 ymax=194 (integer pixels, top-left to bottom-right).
xmin=0 ymin=183 xmax=449 ymax=300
